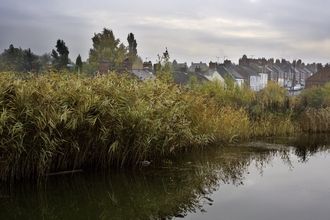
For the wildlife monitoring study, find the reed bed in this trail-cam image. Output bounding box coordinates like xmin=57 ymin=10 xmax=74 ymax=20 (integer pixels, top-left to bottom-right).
xmin=0 ymin=71 xmax=251 ymax=181
xmin=298 ymin=107 xmax=330 ymax=132
xmin=0 ymin=71 xmax=322 ymax=181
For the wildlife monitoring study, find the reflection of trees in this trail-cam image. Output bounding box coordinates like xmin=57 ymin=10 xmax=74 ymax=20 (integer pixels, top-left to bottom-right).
xmin=291 ymin=134 xmax=330 ymax=162
xmin=264 ymin=134 xmax=330 ymax=163
xmin=0 ymin=144 xmax=294 ymax=220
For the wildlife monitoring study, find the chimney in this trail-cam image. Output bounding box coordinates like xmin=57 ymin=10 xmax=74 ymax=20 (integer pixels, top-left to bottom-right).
xmin=180 ymin=65 xmax=187 ymax=73
xmin=209 ymin=61 xmax=217 ymax=69
xmin=99 ymin=60 xmax=110 ymax=74
xmin=143 ymin=61 xmax=152 ymax=70
xmin=317 ymin=63 xmax=323 ymax=71
xmin=195 ymin=66 xmax=201 ymax=73
xmin=224 ymin=60 xmax=231 ymax=67
xmin=267 ymin=58 xmax=274 ymax=67
xmin=121 ymin=58 xmax=132 ymax=72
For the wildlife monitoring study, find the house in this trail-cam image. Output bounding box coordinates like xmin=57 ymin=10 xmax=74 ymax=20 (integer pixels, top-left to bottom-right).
xmin=172 ymin=65 xmax=208 ymax=85
xmin=216 ymin=60 xmax=244 ymax=87
xmin=305 ymin=64 xmax=330 ymax=88
xmin=234 ymin=65 xmax=261 ymax=91
xmin=189 ymin=61 xmax=208 ymax=72
xmin=203 ymin=61 xmax=225 ymax=82
xmin=274 ymin=59 xmax=292 ymax=88
xmin=248 ymin=62 xmax=268 ymax=90
xmin=172 ymin=71 xmax=191 ymax=84
xmin=264 ymin=59 xmax=284 ymax=85
xmin=131 ymin=61 xmax=156 ymax=81
xmin=132 ymin=69 xmax=155 ymax=81
xmin=97 ymin=59 xmax=156 ymax=81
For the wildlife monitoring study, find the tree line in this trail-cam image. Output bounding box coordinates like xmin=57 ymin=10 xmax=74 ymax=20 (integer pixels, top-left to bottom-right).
xmin=0 ymin=28 xmax=140 ymax=75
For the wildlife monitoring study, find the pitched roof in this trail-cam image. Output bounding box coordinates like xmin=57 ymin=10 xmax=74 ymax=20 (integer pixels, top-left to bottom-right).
xmin=233 ymin=65 xmax=259 ymax=77
xmin=306 ymin=65 xmax=330 ymax=82
xmin=132 ymin=69 xmax=156 ymax=81
xmin=188 ymin=71 xmax=209 ymax=82
xmin=172 ymin=71 xmax=191 ymax=84
xmin=203 ymin=69 xmax=224 ymax=81
xmin=216 ymin=65 xmax=244 ymax=79
xmin=189 ymin=61 xmax=208 ymax=71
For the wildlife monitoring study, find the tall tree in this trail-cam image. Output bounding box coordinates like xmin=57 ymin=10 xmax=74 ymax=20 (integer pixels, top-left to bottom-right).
xmin=52 ymin=39 xmax=69 ymax=70
xmin=127 ymin=33 xmax=137 ymax=62
xmin=88 ymin=28 xmax=126 ymax=69
xmin=22 ymin=48 xmax=38 ymax=72
xmin=75 ymin=54 xmax=83 ymax=72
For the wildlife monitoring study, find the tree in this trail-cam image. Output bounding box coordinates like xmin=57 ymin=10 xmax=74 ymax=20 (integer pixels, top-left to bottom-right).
xmin=1 ymin=44 xmax=23 ymax=71
xmin=89 ymin=28 xmax=126 ymax=70
xmin=172 ymin=59 xmax=181 ymax=71
xmin=127 ymin=33 xmax=137 ymax=62
xmin=132 ymin=56 xmax=143 ymax=69
xmin=22 ymin=48 xmax=38 ymax=72
xmin=155 ymin=48 xmax=173 ymax=83
xmin=52 ymin=39 xmax=69 ymax=70
xmin=75 ymin=54 xmax=83 ymax=72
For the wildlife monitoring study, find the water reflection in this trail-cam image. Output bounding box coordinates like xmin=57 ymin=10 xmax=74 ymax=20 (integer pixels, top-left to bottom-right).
xmin=1 ymin=134 xmax=330 ymax=219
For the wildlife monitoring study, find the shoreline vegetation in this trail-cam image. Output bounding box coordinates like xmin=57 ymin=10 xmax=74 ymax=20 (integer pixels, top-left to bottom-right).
xmin=1 ymin=70 xmax=330 ymax=182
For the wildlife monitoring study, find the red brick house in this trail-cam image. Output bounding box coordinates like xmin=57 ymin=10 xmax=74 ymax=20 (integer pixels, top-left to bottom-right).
xmin=305 ymin=64 xmax=330 ymax=88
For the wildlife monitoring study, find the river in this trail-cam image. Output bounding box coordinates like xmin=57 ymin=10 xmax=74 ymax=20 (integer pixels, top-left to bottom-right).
xmin=1 ymin=134 xmax=330 ymax=219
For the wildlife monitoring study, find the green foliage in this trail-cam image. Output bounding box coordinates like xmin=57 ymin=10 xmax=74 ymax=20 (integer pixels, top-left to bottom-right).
xmin=75 ymin=54 xmax=83 ymax=71
xmin=154 ymin=48 xmax=173 ymax=83
xmin=295 ymin=82 xmax=330 ymax=111
xmin=127 ymin=33 xmax=138 ymax=63
xmin=188 ymin=76 xmax=198 ymax=90
xmin=22 ymin=48 xmax=39 ymax=72
xmin=0 ymin=44 xmax=23 ymax=71
xmin=195 ymin=77 xmax=255 ymax=107
xmin=295 ymin=82 xmax=330 ymax=132
xmin=0 ymin=45 xmax=41 ymax=73
xmin=51 ymin=39 xmax=69 ymax=70
xmin=89 ymin=28 xmax=127 ymax=70
xmin=299 ymin=107 xmax=330 ymax=133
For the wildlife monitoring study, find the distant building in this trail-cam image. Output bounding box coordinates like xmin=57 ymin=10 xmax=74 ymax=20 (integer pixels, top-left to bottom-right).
xmin=189 ymin=61 xmax=208 ymax=72
xmin=305 ymin=64 xmax=330 ymax=88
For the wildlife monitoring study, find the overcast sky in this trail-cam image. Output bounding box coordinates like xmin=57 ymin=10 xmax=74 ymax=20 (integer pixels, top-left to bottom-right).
xmin=1 ymin=0 xmax=329 ymax=65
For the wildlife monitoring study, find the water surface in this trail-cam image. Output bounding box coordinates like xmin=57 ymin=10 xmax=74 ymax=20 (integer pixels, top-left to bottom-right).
xmin=1 ymin=134 xmax=330 ymax=219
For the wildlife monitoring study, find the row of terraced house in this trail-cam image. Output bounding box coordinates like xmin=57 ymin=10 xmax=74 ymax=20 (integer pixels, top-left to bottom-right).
xmin=98 ymin=55 xmax=330 ymax=91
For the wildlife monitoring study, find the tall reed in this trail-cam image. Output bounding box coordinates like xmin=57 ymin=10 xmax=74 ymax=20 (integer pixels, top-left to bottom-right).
xmin=298 ymin=107 xmax=330 ymax=132
xmin=0 ymin=71 xmax=253 ymax=181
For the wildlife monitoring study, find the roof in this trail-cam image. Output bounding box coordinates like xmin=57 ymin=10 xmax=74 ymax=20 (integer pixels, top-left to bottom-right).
xmin=188 ymin=71 xmax=209 ymax=83
xmin=203 ymin=69 xmax=224 ymax=81
xmin=234 ymin=65 xmax=259 ymax=77
xmin=306 ymin=65 xmax=330 ymax=82
xmin=216 ymin=65 xmax=244 ymax=80
xmin=172 ymin=71 xmax=191 ymax=84
xmin=132 ymin=69 xmax=156 ymax=81
xmin=189 ymin=61 xmax=208 ymax=71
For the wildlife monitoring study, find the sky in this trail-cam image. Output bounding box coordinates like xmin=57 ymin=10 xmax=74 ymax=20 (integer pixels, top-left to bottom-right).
xmin=1 ymin=0 xmax=329 ymax=65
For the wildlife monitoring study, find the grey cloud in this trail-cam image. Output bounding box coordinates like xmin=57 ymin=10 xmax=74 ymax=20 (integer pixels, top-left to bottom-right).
xmin=1 ymin=0 xmax=330 ymax=64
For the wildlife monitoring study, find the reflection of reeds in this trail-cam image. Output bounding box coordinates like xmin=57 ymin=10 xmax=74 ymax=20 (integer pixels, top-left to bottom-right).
xmin=1 ymin=143 xmax=293 ymax=219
